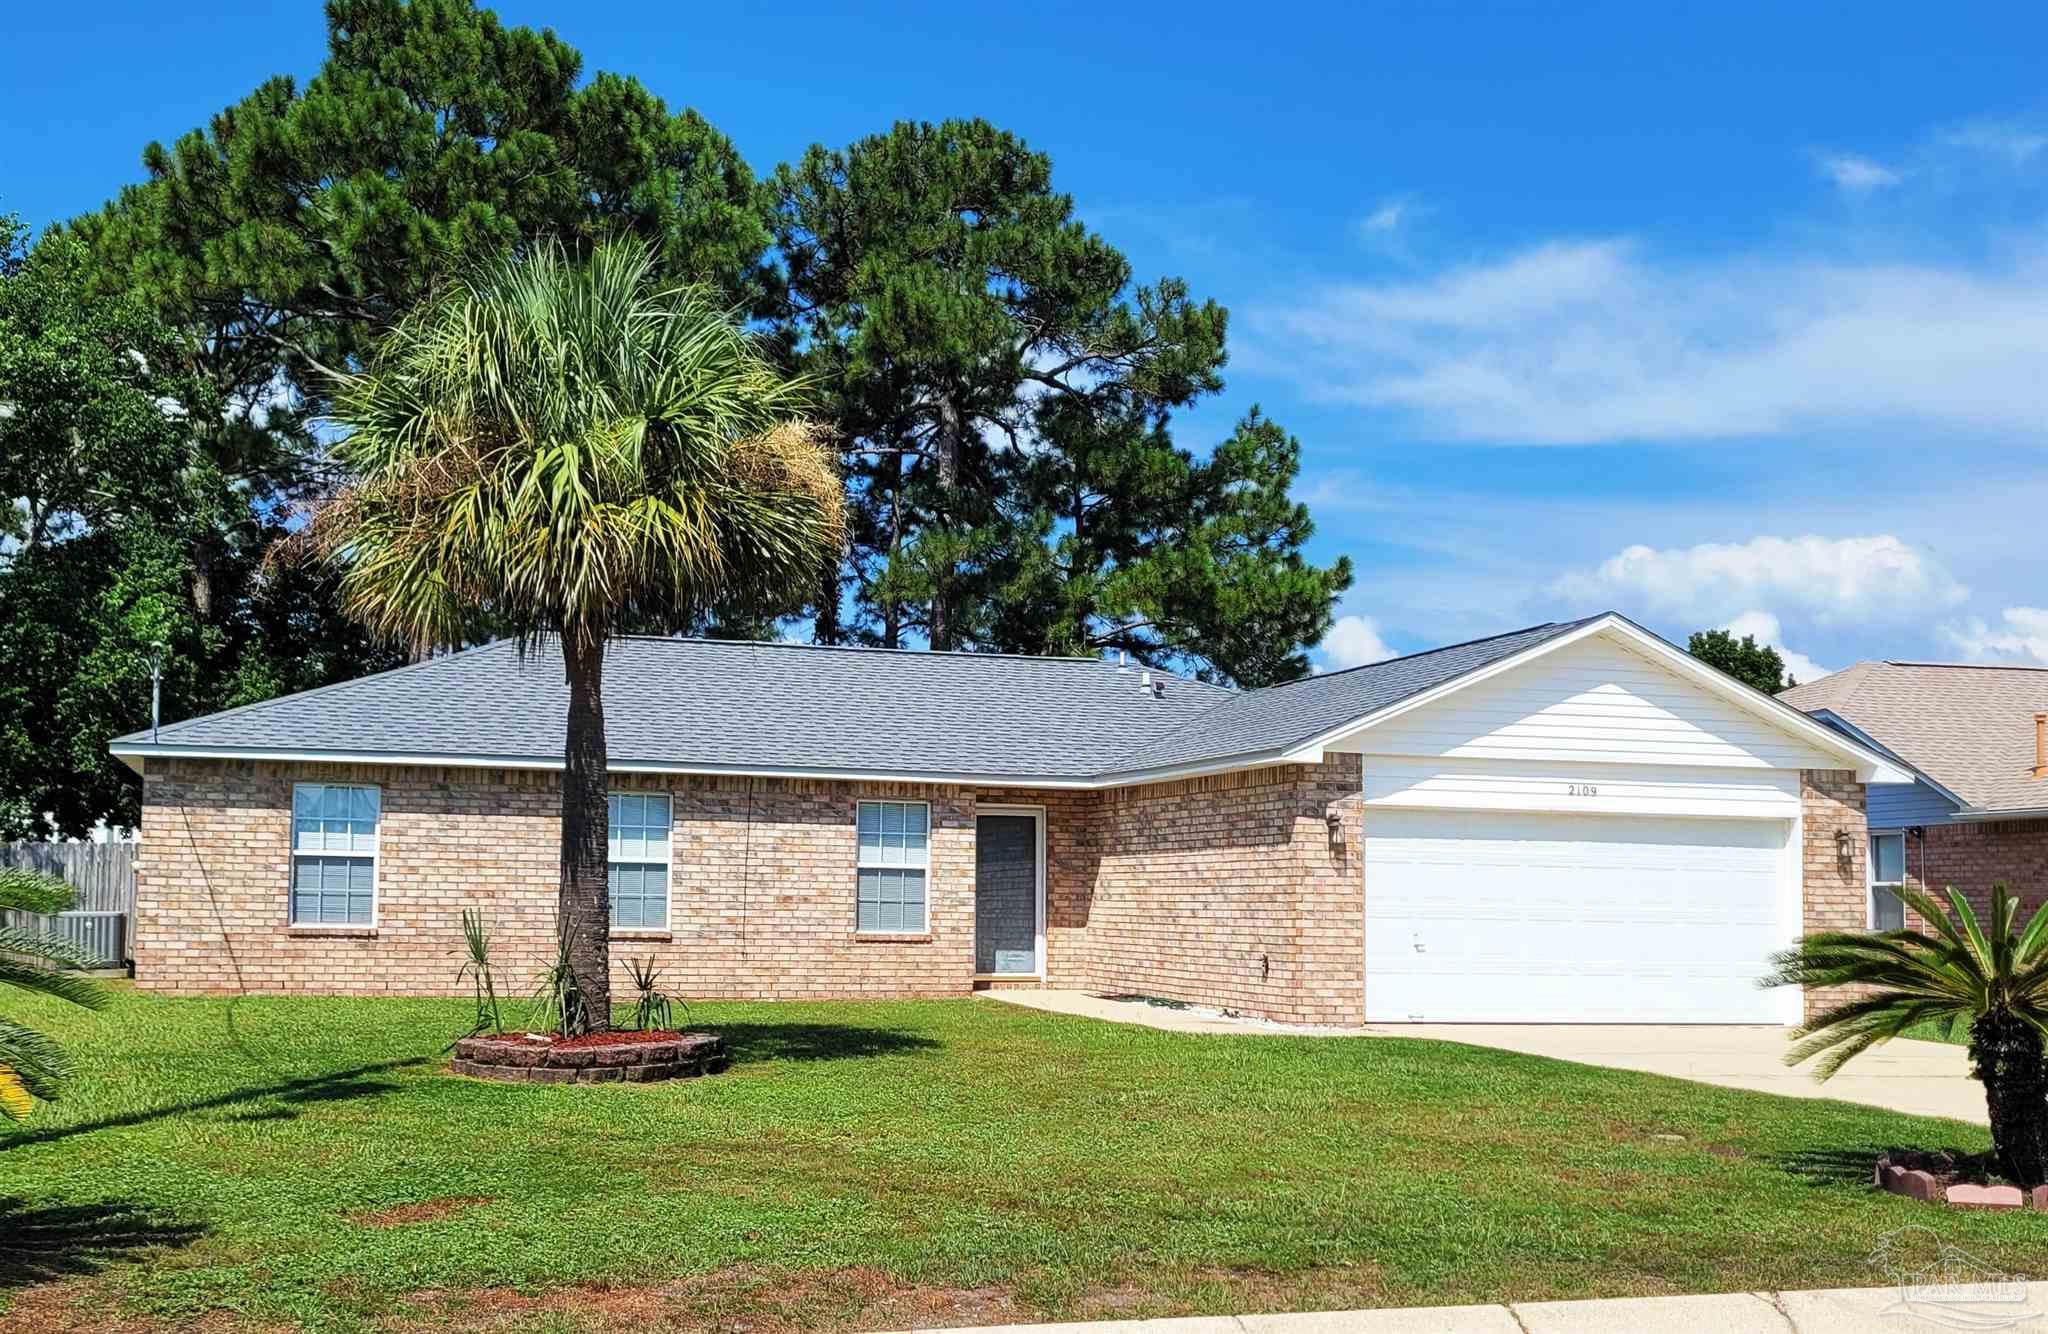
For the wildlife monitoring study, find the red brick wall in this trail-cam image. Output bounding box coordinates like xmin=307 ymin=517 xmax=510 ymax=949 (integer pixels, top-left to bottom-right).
xmin=137 ymin=760 xmax=976 ymax=999
xmin=137 ymin=757 xmax=1365 ymax=1021
xmin=1897 ymin=820 xmax=2048 ymax=924
xmin=1066 ymin=757 xmax=1363 ymax=1025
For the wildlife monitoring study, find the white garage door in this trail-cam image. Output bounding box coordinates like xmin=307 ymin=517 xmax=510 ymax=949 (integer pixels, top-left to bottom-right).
xmin=1364 ymin=808 xmax=1794 ymax=1024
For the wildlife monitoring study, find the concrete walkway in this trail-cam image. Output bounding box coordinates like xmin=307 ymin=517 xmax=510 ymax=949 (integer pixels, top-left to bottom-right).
xmin=982 ymin=992 xmax=1985 ymax=1124
xmin=878 ymin=1283 xmax=2048 ymax=1332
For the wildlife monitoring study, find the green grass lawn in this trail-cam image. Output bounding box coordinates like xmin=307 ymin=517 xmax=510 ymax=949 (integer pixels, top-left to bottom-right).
xmin=1903 ymin=1018 xmax=1971 ymax=1045
xmin=1 ymin=988 xmax=2038 ymax=1333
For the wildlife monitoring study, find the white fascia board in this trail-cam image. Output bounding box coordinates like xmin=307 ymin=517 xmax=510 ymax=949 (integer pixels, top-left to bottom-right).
xmin=1953 ymin=806 xmax=2048 ymax=824
xmin=109 ymin=743 xmax=1298 ymax=792
xmin=1277 ymin=614 xmax=1914 ymax=785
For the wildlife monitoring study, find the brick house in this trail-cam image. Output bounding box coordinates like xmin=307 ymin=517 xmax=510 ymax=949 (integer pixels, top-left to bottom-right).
xmin=1784 ymin=662 xmax=2048 ymax=933
xmin=114 ymin=613 xmax=1903 ymax=1025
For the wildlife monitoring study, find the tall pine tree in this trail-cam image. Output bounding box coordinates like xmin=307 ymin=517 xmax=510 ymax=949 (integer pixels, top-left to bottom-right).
xmin=774 ymin=119 xmax=1348 ymax=681
xmin=70 ymin=0 xmax=774 ymax=614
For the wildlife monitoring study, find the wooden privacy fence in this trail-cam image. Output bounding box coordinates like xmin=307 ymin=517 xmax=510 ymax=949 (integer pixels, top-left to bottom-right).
xmin=1 ymin=840 xmax=137 ymax=967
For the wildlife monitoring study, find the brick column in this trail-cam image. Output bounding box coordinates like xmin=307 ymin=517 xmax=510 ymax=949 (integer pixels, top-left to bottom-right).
xmin=1800 ymin=768 xmax=1869 ymax=1021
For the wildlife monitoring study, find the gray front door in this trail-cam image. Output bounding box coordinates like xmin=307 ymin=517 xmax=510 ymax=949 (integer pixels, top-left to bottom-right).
xmin=975 ymin=813 xmax=1039 ymax=975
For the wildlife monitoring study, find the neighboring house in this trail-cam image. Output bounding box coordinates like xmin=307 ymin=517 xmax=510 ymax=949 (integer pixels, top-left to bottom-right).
xmin=112 ymin=612 xmax=1903 ymax=1026
xmin=1783 ymin=662 xmax=2048 ymax=930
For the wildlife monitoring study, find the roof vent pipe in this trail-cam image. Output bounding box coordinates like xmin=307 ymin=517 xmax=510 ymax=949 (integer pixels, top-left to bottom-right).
xmin=2035 ymin=713 xmax=2046 ymax=779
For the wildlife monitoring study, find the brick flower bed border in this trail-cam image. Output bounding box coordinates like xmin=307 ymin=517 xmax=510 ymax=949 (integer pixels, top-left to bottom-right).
xmin=1876 ymin=1151 xmax=2048 ymax=1211
xmin=451 ymin=1032 xmax=729 ymax=1084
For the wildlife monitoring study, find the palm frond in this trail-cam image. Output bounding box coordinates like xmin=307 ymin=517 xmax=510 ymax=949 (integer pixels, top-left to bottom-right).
xmin=0 ymin=1018 xmax=75 ymax=1102
xmin=0 ymin=868 xmax=75 ymax=915
xmin=313 ymin=237 xmax=842 ymax=653
xmin=1771 ymin=880 xmax=2048 ymax=1081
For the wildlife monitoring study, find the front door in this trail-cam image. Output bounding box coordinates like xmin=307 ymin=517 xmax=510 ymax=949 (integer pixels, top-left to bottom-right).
xmin=975 ymin=811 xmax=1041 ymax=975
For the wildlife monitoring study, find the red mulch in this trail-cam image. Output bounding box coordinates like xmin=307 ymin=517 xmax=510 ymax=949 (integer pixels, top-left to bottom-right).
xmin=499 ymin=1029 xmax=689 ymax=1051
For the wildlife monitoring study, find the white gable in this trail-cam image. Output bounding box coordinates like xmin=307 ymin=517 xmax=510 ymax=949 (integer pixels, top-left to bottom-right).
xmin=1338 ymin=630 xmax=1845 ymax=772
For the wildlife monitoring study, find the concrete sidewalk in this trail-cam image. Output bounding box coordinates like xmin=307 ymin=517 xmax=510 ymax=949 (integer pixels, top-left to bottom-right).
xmin=981 ymin=992 xmax=1986 ymax=1125
xmin=879 ymin=1283 xmax=2048 ymax=1332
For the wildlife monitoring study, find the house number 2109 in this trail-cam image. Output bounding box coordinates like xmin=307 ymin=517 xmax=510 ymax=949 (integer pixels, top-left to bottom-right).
xmin=1567 ymin=783 xmax=1600 ymax=797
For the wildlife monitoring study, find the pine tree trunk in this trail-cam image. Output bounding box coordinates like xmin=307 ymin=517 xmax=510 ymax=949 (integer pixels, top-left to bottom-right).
xmin=1973 ymin=1012 xmax=2048 ymax=1185
xmin=930 ymin=397 xmax=964 ymax=651
xmin=560 ymin=632 xmax=612 ymax=1032
xmin=884 ymin=451 xmax=904 ymax=649
xmin=814 ymin=552 xmax=842 ymax=646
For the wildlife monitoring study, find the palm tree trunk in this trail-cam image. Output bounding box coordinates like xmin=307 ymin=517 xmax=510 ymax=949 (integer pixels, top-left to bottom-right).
xmin=1973 ymin=1013 xmax=2048 ymax=1184
xmin=560 ymin=633 xmax=612 ymax=1032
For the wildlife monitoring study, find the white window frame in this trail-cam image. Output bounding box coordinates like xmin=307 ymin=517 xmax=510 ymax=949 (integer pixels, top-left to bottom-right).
xmin=855 ymin=799 xmax=931 ymax=935
xmin=1869 ymin=828 xmax=1907 ymax=931
xmin=288 ymin=781 xmax=381 ymax=929
xmin=608 ymin=791 xmax=674 ymax=933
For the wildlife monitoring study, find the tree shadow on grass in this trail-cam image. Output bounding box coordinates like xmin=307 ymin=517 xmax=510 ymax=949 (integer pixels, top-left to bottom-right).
xmin=0 ymin=1057 xmax=429 ymax=1153
xmin=1770 ymin=1144 xmax=1984 ymax=1188
xmin=711 ymin=1023 xmax=940 ymax=1065
xmin=0 ymin=1195 xmax=207 ymax=1288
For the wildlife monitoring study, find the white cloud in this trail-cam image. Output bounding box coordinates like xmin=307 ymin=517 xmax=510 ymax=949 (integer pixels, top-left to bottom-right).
xmin=1938 ymin=120 xmax=2048 ymax=164
xmin=1553 ymin=534 xmax=1968 ymax=628
xmin=1256 ymin=235 xmax=2048 ymax=444
xmin=1359 ymin=197 xmax=1416 ymax=234
xmin=1817 ymin=153 xmax=1903 ymax=191
xmin=1944 ymin=607 xmax=2048 ymax=665
xmin=1723 ymin=610 xmax=1829 ymax=684
xmin=1320 ymin=614 xmax=1397 ymax=670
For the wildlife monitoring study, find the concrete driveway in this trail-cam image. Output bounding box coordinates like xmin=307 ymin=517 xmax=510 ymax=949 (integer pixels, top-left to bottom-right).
xmin=986 ymin=993 xmax=1985 ymax=1125
xmin=1395 ymin=1024 xmax=1985 ymax=1124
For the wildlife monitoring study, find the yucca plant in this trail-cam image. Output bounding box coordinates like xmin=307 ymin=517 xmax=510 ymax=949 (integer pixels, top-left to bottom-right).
xmin=299 ymin=239 xmax=844 ymax=1033
xmin=0 ymin=868 xmax=109 ymax=1121
xmin=625 ymin=956 xmax=682 ymax=1032
xmin=456 ymin=908 xmax=502 ymax=1037
xmin=529 ymin=923 xmax=588 ymax=1039
xmin=1766 ymin=882 xmax=2048 ymax=1185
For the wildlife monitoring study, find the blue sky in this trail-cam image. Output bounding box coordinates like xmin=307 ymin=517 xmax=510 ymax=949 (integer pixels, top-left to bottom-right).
xmin=8 ymin=1 xmax=2048 ymax=678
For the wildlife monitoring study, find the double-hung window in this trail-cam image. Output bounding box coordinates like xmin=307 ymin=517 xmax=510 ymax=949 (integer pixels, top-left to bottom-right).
xmin=1870 ymin=831 xmax=1907 ymax=931
xmin=290 ymin=783 xmax=379 ymax=926
xmin=856 ymin=800 xmax=929 ymax=933
xmin=609 ymin=793 xmax=672 ymax=930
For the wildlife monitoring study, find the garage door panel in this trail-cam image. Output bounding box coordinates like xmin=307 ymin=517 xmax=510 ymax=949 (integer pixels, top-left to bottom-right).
xmin=1364 ymin=808 xmax=1794 ymax=1024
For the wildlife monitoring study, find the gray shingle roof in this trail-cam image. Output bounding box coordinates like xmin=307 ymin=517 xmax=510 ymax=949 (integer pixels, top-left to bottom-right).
xmin=1121 ymin=617 xmax=1600 ymax=771
xmin=114 ymin=618 xmax=1600 ymax=783
xmin=1782 ymin=661 xmax=2048 ymax=814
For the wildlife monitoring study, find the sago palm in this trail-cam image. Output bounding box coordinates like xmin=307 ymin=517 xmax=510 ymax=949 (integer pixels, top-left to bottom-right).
xmin=0 ymin=868 xmax=109 ymax=1120
xmin=307 ymin=241 xmax=843 ymax=1032
xmin=1765 ymin=882 xmax=2048 ymax=1185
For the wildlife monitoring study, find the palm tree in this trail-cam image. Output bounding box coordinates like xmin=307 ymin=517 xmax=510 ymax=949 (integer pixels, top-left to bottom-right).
xmin=0 ymin=868 xmax=109 ymax=1120
xmin=1765 ymin=882 xmax=2048 ymax=1185
xmin=308 ymin=241 xmax=843 ymax=1032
